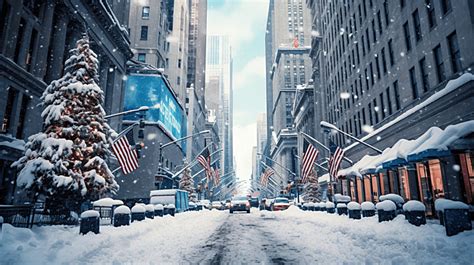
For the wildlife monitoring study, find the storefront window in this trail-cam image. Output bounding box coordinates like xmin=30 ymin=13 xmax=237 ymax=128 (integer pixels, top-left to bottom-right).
xmin=388 ymin=170 xmax=399 ymax=194
xmin=428 ymin=159 xmax=444 ymax=200
xmin=357 ymin=178 xmax=363 ymax=203
xmin=350 ymin=180 xmax=356 ymax=201
xmin=364 ymin=177 xmax=372 ymax=202
xmin=379 ymin=172 xmax=386 ymax=195
xmin=371 ymin=174 xmax=379 ymax=202
xmin=398 ymin=167 xmax=411 ymax=200
xmin=341 ymin=179 xmax=348 ymax=195
xmin=458 ymin=152 xmax=474 ymax=204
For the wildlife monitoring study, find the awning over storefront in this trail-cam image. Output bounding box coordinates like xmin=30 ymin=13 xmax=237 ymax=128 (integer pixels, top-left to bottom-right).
xmin=337 ymin=120 xmax=474 ymax=176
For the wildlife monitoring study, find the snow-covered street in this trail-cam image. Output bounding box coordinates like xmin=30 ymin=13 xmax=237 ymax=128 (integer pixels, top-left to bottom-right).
xmin=1 ymin=207 xmax=473 ymax=265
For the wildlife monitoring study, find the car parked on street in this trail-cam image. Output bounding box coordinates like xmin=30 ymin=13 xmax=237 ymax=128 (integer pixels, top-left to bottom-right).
xmin=249 ymin=197 xmax=259 ymax=208
xmin=264 ymin=198 xmax=274 ymax=211
xmin=229 ymin=196 xmax=250 ymax=213
xmin=199 ymin=200 xmax=211 ymax=210
xmin=271 ymin=197 xmax=290 ymax=211
xmin=211 ymin=201 xmax=224 ymax=210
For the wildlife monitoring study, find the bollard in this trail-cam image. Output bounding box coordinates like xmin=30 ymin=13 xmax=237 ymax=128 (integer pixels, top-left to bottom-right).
xmin=165 ymin=204 xmax=176 ymax=216
xmin=113 ymin=205 xmax=131 ymax=227
xmin=79 ymin=210 xmax=100 ymax=235
xmin=376 ymin=201 xmax=397 ymax=222
xmin=145 ymin=204 xmax=155 ymax=219
xmin=361 ymin=202 xmax=376 ymax=217
xmin=336 ymin=203 xmax=348 ymax=215
xmin=131 ymin=205 xmax=146 ymax=222
xmin=348 ymin=202 xmax=361 ymax=219
xmin=154 ymin=204 xmax=164 ymax=217
xmin=402 ymin=200 xmax=426 ymax=226
xmin=326 ymin=201 xmax=335 ymax=214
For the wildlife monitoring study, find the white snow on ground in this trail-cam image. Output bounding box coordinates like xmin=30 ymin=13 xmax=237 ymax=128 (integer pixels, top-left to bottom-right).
xmin=0 ymin=207 xmax=473 ymax=264
xmin=0 ymin=211 xmax=226 ymax=265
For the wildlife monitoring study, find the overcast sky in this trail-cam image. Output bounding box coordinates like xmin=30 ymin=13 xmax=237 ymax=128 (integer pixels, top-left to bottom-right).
xmin=207 ymin=0 xmax=269 ymax=192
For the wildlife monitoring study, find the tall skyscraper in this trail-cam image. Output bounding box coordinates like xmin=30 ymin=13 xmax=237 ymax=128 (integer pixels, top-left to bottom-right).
xmin=205 ymin=35 xmax=234 ymax=187
xmin=265 ymin=0 xmax=313 ymax=190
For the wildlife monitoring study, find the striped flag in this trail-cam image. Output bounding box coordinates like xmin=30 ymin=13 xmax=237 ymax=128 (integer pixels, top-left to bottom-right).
xmin=198 ymin=148 xmax=212 ymax=181
xmin=329 ymin=145 xmax=345 ymax=181
xmin=301 ymin=143 xmax=319 ymax=183
xmin=260 ymin=168 xmax=274 ymax=187
xmin=111 ymin=129 xmax=138 ymax=175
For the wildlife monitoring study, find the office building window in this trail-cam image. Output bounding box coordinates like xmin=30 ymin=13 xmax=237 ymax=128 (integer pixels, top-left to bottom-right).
xmin=426 ymin=0 xmax=437 ymax=28
xmin=388 ymin=39 xmax=395 ymax=66
xmin=369 ymin=62 xmax=374 ymax=86
xmin=400 ymin=0 xmax=405 ymax=8
xmin=383 ymin=0 xmax=389 ymax=26
xmin=368 ymin=103 xmax=373 ymax=125
xmin=142 ymin=6 xmax=150 ymax=19
xmin=419 ymin=57 xmax=429 ymax=92
xmin=177 ymin=76 xmax=181 ymax=86
xmin=381 ymin=48 xmax=387 ymax=74
xmin=373 ymin=98 xmax=379 ymax=124
xmin=362 ymin=35 xmax=366 ymax=56
xmin=138 ymin=53 xmax=146 ymax=62
xmin=1 ymin=87 xmax=17 ymax=133
xmin=409 ymin=67 xmax=418 ymax=99
xmin=16 ymin=95 xmax=29 ymax=139
xmin=375 ymin=56 xmax=381 ymax=80
xmin=403 ymin=21 xmax=411 ymax=52
xmin=372 ymin=19 xmax=377 ymax=43
xmin=433 ymin=45 xmax=446 ymax=83
xmin=413 ymin=9 xmax=422 ymax=42
xmin=377 ymin=11 xmax=383 ymax=35
xmin=178 ymin=59 xmax=182 ymax=68
xmin=386 ymin=87 xmax=393 ymax=115
xmin=441 ymin=0 xmax=452 ymax=15
xmin=140 ymin=26 xmax=148 ymax=40
xmin=447 ymin=31 xmax=462 ymax=73
xmin=366 ymin=28 xmax=371 ymax=52
xmin=393 ymin=80 xmax=401 ymax=110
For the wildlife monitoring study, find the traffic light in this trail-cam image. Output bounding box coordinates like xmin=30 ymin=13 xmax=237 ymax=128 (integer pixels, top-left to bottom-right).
xmin=138 ymin=118 xmax=145 ymax=139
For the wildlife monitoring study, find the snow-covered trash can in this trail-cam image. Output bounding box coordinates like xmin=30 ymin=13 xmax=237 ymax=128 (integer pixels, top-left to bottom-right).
xmin=319 ymin=202 xmax=326 ymax=212
xmin=336 ymin=203 xmax=348 ymax=215
xmin=435 ymin=199 xmax=471 ymax=236
xmin=145 ymin=204 xmax=155 ymax=219
xmin=80 ymin=210 xmax=100 ymax=235
xmin=402 ymin=200 xmax=426 ymax=226
xmin=348 ymin=202 xmax=361 ymax=219
xmin=380 ymin=194 xmax=404 ymax=213
xmin=131 ymin=204 xmax=146 ymax=222
xmin=361 ymin=202 xmax=375 ymax=217
xmin=326 ymin=201 xmax=335 ymax=214
xmin=164 ymin=204 xmax=176 ymax=216
xmin=113 ymin=206 xmax=131 ymax=227
xmin=154 ymin=204 xmax=164 ymax=217
xmin=376 ymin=200 xmax=397 ymax=222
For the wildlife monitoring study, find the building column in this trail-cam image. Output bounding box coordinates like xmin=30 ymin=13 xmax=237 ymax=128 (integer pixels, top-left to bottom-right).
xmin=33 ymin=0 xmax=56 ymax=79
xmin=2 ymin=1 xmax=22 ymax=58
xmin=440 ymin=155 xmax=463 ymax=201
xmin=45 ymin=8 xmax=69 ymax=83
xmin=406 ymin=164 xmax=420 ymax=201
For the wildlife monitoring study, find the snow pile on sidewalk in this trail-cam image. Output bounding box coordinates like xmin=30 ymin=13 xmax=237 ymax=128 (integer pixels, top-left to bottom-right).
xmin=267 ymin=207 xmax=474 ymax=264
xmin=0 ymin=210 xmax=226 ymax=264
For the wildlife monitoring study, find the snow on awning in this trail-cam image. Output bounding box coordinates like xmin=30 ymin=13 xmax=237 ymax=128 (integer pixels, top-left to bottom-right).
xmin=318 ymin=173 xmax=330 ymax=184
xmin=337 ymin=155 xmax=380 ymax=178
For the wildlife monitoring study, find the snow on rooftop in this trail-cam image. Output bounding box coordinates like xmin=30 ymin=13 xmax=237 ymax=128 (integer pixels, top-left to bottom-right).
xmin=0 ymin=139 xmax=25 ymax=151
xmin=344 ymin=73 xmax=474 ymax=152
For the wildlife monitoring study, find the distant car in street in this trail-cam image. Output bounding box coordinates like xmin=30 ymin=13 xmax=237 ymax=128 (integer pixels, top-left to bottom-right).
xmin=199 ymin=200 xmax=211 ymax=210
xmin=264 ymin=198 xmax=274 ymax=211
xmin=259 ymin=198 xmax=267 ymax=210
xmin=229 ymin=196 xmax=250 ymax=213
xmin=211 ymin=201 xmax=224 ymax=210
xmin=249 ymin=197 xmax=259 ymax=208
xmin=271 ymin=197 xmax=290 ymax=211
xmin=224 ymin=199 xmax=231 ymax=209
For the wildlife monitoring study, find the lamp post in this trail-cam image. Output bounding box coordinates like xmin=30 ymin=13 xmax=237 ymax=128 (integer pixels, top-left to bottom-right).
xmin=319 ymin=121 xmax=382 ymax=154
xmin=300 ymin=131 xmax=353 ymax=165
xmin=156 ymin=130 xmax=210 ymax=189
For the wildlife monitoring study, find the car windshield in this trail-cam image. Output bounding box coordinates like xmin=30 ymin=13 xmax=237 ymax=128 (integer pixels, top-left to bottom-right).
xmin=275 ymin=198 xmax=289 ymax=204
xmin=233 ymin=196 xmax=248 ymax=201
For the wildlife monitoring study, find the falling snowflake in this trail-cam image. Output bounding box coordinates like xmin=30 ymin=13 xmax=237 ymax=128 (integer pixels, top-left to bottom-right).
xmin=340 ymin=92 xmax=351 ymax=99
xmin=362 ymin=125 xmax=374 ymax=133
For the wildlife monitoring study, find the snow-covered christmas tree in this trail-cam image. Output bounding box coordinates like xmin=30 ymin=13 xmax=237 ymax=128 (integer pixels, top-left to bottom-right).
xmin=303 ymin=167 xmax=321 ymax=202
xmin=13 ymin=33 xmax=118 ymax=213
xmin=179 ymin=166 xmax=196 ymax=202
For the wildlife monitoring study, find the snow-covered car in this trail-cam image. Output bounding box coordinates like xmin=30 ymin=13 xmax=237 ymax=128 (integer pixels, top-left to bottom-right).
xmin=229 ymin=196 xmax=250 ymax=213
xmin=271 ymin=197 xmax=290 ymax=211
xmin=211 ymin=201 xmax=224 ymax=210
xmin=199 ymin=200 xmax=211 ymax=210
xmin=264 ymin=198 xmax=274 ymax=211
xmin=224 ymin=199 xmax=231 ymax=209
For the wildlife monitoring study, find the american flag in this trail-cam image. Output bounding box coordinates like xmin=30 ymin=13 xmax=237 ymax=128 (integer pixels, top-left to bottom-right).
xmin=198 ymin=147 xmax=212 ymax=181
xmin=213 ymin=166 xmax=220 ymax=186
xmin=301 ymin=143 xmax=319 ymax=183
xmin=329 ymin=144 xmax=345 ymax=181
xmin=111 ymin=129 xmax=138 ymax=175
xmin=260 ymin=168 xmax=274 ymax=187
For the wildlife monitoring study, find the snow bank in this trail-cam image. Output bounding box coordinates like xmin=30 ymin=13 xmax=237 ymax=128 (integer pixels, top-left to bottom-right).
xmin=361 ymin=201 xmax=375 ymax=210
xmin=153 ymin=204 xmax=164 ymax=210
xmin=145 ymin=204 xmax=155 ymax=212
xmin=347 ymin=202 xmax=361 ymax=210
xmin=93 ymin=198 xmax=123 ymax=207
xmin=326 ymin=201 xmax=335 ymax=208
xmin=114 ymin=205 xmax=131 ymax=215
xmin=403 ymin=200 xmax=426 ymax=212
xmin=336 ymin=203 xmax=347 ymax=209
xmin=380 ymin=194 xmax=404 ymax=205
xmin=334 ymin=194 xmax=351 ymax=203
xmin=376 ymin=200 xmax=397 ymax=211
xmin=80 ymin=210 xmax=99 ymax=219
xmin=131 ymin=205 xmax=146 ymax=213
xmin=434 ymin=199 xmax=469 ymax=212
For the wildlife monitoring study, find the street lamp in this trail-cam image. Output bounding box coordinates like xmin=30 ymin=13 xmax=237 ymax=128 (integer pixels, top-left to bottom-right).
xmin=320 ymin=121 xmax=382 ymax=154
xmin=300 ymin=131 xmax=353 ymax=165
xmin=157 ymin=130 xmax=210 ymax=188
